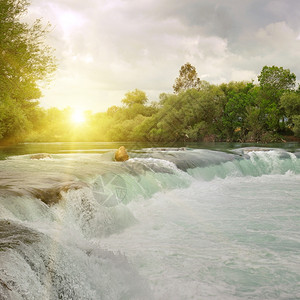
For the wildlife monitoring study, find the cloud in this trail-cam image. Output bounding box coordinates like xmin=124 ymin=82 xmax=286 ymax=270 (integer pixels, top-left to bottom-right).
xmin=233 ymin=21 xmax=300 ymax=75
xmin=27 ymin=0 xmax=300 ymax=111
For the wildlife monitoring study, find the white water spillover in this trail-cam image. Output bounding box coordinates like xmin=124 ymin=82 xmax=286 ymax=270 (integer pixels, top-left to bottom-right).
xmin=0 ymin=146 xmax=299 ymax=299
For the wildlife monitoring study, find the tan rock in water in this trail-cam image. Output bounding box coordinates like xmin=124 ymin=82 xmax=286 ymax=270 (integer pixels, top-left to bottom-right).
xmin=30 ymin=153 xmax=52 ymax=160
xmin=115 ymin=146 xmax=129 ymax=162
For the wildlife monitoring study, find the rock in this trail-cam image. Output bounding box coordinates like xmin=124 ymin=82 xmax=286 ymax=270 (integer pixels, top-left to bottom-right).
xmin=115 ymin=146 xmax=129 ymax=162
xmin=30 ymin=153 xmax=52 ymax=160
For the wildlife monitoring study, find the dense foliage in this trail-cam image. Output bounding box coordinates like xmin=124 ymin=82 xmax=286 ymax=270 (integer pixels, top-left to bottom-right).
xmin=24 ymin=64 xmax=300 ymax=144
xmin=0 ymin=0 xmax=55 ymax=143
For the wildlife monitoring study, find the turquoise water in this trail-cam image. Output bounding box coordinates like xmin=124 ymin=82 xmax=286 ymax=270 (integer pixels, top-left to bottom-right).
xmin=0 ymin=143 xmax=299 ymax=299
xmin=1 ymin=141 xmax=299 ymax=158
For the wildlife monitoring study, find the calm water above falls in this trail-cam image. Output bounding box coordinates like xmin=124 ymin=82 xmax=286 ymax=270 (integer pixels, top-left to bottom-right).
xmin=0 ymin=143 xmax=299 ymax=299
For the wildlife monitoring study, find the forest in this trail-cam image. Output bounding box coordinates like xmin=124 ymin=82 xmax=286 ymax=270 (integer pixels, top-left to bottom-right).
xmin=1 ymin=0 xmax=300 ymax=145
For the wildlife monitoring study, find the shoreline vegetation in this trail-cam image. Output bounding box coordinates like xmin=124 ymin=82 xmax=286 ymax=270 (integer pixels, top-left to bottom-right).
xmin=1 ymin=1 xmax=300 ymax=146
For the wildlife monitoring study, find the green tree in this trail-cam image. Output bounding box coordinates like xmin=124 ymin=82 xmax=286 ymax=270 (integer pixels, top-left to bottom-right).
xmin=107 ymin=114 xmax=148 ymax=141
xmin=245 ymin=106 xmax=264 ymax=142
xmin=173 ymin=63 xmax=201 ymax=94
xmin=0 ymin=0 xmax=56 ymax=100
xmin=222 ymin=82 xmax=257 ymax=140
xmin=280 ymin=92 xmax=300 ymax=117
xmin=292 ymin=116 xmax=300 ymax=137
xmin=219 ymin=81 xmax=252 ymax=97
xmin=0 ymin=96 xmax=30 ymax=140
xmin=258 ymin=66 xmax=296 ymax=94
xmin=280 ymin=92 xmax=300 ymax=136
xmin=121 ymin=89 xmax=148 ymax=107
xmin=107 ymin=105 xmax=120 ymax=117
xmin=0 ymin=0 xmax=56 ymax=142
xmin=257 ymin=66 xmax=296 ymax=133
xmin=139 ymin=86 xmax=225 ymax=142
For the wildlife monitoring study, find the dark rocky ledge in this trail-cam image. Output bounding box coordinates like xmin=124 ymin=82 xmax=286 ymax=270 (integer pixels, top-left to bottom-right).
xmin=0 ymin=172 xmax=89 ymax=205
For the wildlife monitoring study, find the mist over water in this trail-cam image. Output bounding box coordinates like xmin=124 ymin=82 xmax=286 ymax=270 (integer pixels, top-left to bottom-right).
xmin=0 ymin=144 xmax=299 ymax=299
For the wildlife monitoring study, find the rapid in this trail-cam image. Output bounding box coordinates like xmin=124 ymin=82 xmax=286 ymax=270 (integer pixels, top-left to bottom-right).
xmin=0 ymin=145 xmax=299 ymax=299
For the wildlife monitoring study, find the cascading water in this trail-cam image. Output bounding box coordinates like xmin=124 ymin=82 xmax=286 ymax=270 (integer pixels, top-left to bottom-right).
xmin=0 ymin=146 xmax=299 ymax=299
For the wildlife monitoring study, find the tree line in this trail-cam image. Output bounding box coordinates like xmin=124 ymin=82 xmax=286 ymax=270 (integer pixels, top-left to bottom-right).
xmin=1 ymin=0 xmax=300 ymax=144
xmin=24 ymin=64 xmax=300 ymax=144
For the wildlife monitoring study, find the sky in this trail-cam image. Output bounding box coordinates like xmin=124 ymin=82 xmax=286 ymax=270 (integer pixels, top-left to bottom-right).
xmin=27 ymin=0 xmax=300 ymax=112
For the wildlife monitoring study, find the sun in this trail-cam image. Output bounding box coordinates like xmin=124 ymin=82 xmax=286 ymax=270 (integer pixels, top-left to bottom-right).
xmin=71 ymin=109 xmax=86 ymax=124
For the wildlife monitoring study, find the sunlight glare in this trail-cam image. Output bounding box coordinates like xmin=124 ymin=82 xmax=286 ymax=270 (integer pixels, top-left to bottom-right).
xmin=71 ymin=110 xmax=86 ymax=124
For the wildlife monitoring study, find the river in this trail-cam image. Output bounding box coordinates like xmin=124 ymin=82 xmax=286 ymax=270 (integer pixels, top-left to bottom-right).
xmin=0 ymin=142 xmax=299 ymax=299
